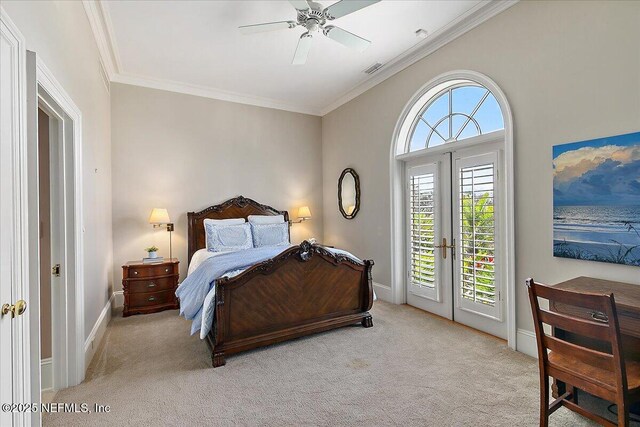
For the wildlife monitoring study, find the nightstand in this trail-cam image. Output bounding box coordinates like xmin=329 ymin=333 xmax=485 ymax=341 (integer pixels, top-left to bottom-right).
xmin=122 ymin=259 xmax=179 ymax=317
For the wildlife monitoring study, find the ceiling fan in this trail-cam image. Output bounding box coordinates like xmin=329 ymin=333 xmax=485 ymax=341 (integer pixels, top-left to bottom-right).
xmin=239 ymin=0 xmax=381 ymax=65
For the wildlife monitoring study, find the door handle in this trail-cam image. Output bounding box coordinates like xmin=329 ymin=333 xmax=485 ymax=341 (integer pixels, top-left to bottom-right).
xmin=1 ymin=300 xmax=27 ymax=319
xmin=434 ymin=238 xmax=456 ymax=259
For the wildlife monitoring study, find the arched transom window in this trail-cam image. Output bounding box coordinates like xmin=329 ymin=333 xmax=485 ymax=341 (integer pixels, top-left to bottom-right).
xmin=401 ymin=81 xmax=504 ymax=153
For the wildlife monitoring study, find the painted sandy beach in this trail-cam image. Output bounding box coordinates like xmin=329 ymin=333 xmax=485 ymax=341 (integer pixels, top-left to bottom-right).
xmin=553 ymin=205 xmax=640 ymax=265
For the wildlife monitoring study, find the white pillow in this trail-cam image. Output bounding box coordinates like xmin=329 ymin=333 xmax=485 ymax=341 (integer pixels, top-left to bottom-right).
xmin=205 ymin=223 xmax=253 ymax=253
xmin=247 ymin=214 xmax=285 ymax=224
xmin=251 ymin=223 xmax=290 ymax=248
xmin=204 ymin=218 xmax=245 ymax=249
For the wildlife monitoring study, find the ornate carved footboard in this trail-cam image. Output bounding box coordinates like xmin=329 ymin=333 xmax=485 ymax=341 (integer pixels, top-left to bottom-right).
xmin=206 ymin=241 xmax=374 ymax=367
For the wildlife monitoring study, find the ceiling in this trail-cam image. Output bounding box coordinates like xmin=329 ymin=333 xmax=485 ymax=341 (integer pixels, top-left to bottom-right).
xmin=88 ymin=1 xmax=514 ymax=115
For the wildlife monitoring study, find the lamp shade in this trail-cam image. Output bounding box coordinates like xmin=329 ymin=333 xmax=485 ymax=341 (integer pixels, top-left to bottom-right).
xmin=149 ymin=208 xmax=171 ymax=224
xmin=297 ymin=206 xmax=312 ymax=219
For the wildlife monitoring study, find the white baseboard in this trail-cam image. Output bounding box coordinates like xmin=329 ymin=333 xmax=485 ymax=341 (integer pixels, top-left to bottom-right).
xmin=83 ymin=293 xmax=115 ymax=369
xmin=373 ymin=282 xmax=393 ymax=303
xmin=516 ymin=328 xmax=537 ymax=358
xmin=41 ymin=357 xmax=53 ymax=391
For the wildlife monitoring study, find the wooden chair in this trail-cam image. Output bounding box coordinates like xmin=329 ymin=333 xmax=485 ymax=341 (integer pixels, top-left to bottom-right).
xmin=526 ymin=278 xmax=640 ymax=426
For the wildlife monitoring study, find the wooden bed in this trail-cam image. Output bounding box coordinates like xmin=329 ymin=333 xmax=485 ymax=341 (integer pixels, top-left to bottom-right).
xmin=187 ymin=196 xmax=374 ymax=367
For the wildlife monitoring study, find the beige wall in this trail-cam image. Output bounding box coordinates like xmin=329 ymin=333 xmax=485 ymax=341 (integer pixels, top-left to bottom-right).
xmin=3 ymin=1 xmax=113 ymax=340
xmin=321 ymin=1 xmax=640 ymax=334
xmin=111 ymin=83 xmax=323 ymax=284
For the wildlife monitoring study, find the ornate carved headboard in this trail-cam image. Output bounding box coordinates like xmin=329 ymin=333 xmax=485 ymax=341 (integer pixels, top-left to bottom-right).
xmin=187 ymin=196 xmax=289 ymax=263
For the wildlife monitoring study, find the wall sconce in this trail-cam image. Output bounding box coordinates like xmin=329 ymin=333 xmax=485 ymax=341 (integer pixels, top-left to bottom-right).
xmin=148 ymin=208 xmax=174 ymax=259
xmin=290 ymin=206 xmax=312 ymax=224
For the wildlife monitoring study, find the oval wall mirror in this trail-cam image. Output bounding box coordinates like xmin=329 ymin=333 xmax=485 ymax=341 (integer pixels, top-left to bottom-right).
xmin=338 ymin=168 xmax=360 ymax=219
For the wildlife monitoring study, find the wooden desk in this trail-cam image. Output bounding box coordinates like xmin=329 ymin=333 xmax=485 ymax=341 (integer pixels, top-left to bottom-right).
xmin=551 ymin=276 xmax=640 ymax=413
xmin=552 ymin=276 xmax=640 ymax=343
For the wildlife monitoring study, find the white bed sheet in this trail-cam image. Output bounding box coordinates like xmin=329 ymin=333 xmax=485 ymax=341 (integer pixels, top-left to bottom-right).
xmin=187 ymin=248 xmax=225 ymax=276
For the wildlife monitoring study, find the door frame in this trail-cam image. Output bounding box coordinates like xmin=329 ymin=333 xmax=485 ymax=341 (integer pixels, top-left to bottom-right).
xmin=26 ymin=53 xmax=85 ymax=399
xmin=1 ymin=8 xmax=31 ymax=426
xmin=389 ymin=70 xmax=516 ymax=350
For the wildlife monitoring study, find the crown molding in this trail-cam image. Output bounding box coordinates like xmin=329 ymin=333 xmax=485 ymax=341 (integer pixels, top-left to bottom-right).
xmin=318 ymin=0 xmax=519 ymax=115
xmin=111 ymin=72 xmax=323 ymax=116
xmin=82 ymin=0 xmax=121 ymax=79
xmin=83 ymin=0 xmax=321 ymax=115
xmin=82 ymin=0 xmax=517 ymax=117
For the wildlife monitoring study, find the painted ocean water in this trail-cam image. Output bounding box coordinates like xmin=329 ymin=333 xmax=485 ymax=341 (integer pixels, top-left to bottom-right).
xmin=553 ymin=205 xmax=640 ymax=265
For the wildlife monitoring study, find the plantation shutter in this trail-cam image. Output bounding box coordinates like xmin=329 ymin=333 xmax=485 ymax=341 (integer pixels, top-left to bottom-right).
xmin=409 ymin=172 xmax=437 ymax=290
xmin=458 ymin=162 xmax=497 ymax=306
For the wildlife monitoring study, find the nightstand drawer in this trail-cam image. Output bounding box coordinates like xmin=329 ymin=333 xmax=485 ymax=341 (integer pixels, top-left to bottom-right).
xmin=128 ymin=263 xmax=175 ymax=278
xmin=128 ymin=277 xmax=177 ymax=294
xmin=128 ymin=289 xmax=176 ymax=309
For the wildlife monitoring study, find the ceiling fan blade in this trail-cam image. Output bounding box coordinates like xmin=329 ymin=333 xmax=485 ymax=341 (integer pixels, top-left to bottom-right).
xmin=239 ymin=21 xmax=296 ymax=34
xmin=324 ymin=0 xmax=381 ymax=20
xmin=292 ymin=33 xmax=313 ymax=65
xmin=323 ymin=26 xmax=371 ymax=52
xmin=288 ymin=0 xmax=310 ymax=11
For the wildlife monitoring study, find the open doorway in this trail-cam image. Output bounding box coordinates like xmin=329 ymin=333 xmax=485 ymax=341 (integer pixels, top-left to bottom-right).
xmin=25 ymin=53 xmax=85 ymax=414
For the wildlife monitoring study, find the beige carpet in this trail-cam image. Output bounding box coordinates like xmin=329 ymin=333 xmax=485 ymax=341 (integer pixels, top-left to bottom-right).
xmin=44 ymin=301 xmax=600 ymax=426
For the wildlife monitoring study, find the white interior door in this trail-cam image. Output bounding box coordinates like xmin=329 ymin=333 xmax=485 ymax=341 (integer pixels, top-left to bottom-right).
xmin=406 ymin=153 xmax=452 ymax=319
xmin=1 ymin=11 xmax=31 ymax=427
xmin=405 ymin=146 xmax=506 ymax=339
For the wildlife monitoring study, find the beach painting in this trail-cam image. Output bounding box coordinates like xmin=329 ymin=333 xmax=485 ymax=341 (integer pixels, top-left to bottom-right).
xmin=553 ymin=131 xmax=640 ymax=266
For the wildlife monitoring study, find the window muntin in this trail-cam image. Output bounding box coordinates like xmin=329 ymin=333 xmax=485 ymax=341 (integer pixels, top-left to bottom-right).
xmin=408 ymin=83 xmax=504 ymax=152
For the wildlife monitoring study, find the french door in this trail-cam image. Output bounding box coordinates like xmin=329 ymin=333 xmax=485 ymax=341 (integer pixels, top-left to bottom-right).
xmin=406 ymin=145 xmax=506 ymax=339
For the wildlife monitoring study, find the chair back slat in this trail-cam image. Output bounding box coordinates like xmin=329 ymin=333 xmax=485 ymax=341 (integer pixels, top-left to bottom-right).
xmin=542 ymin=334 xmax=615 ymax=372
xmin=531 ymin=281 xmax=611 ymax=312
xmin=537 ymin=309 xmax=611 ymax=342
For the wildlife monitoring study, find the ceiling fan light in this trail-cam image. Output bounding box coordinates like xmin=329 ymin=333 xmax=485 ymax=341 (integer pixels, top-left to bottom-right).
xmin=240 ymin=0 xmax=378 ymax=64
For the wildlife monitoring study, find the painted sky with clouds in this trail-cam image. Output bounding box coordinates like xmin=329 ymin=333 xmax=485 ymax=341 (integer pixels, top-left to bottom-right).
xmin=553 ymin=132 xmax=640 ymax=206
